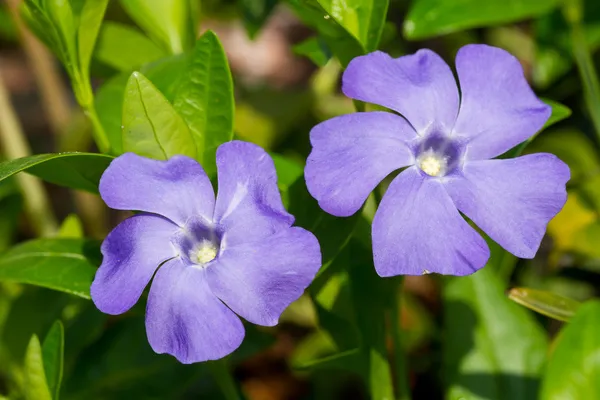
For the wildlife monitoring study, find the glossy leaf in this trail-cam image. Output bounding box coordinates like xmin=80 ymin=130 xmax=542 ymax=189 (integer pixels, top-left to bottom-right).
xmin=24 ymin=335 xmax=52 ymax=400
xmin=77 ymin=0 xmax=109 ymax=82
xmin=0 ymin=153 xmax=112 ymax=193
xmin=509 ymin=288 xmax=581 ymax=322
xmin=42 ymin=321 xmax=64 ymax=400
xmin=405 ymin=0 xmax=562 ymax=40
xmin=95 ymin=54 xmax=189 ymax=155
xmin=288 ymin=0 xmax=363 ymax=66
xmin=444 ymin=267 xmax=548 ymax=400
xmin=0 ymin=238 xmax=100 ymax=299
xmin=119 ymin=0 xmax=193 ymax=54
xmin=95 ymin=22 xmax=167 ymax=71
xmin=317 ymin=0 xmax=389 ymax=51
xmin=122 ymin=72 xmax=196 ymax=160
xmin=173 ymin=31 xmax=234 ymax=174
xmin=541 ymin=300 xmax=600 ymax=399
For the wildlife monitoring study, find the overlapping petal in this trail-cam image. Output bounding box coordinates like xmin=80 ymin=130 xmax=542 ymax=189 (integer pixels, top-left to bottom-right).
xmin=145 ymin=258 xmax=245 ymax=364
xmin=206 ymin=227 xmax=321 ymax=326
xmin=342 ymin=50 xmax=459 ymax=134
xmin=305 ymin=112 xmax=416 ymax=217
xmin=91 ymin=214 xmax=179 ymax=315
xmin=99 ymin=153 xmax=215 ymax=226
xmin=372 ymin=167 xmax=490 ymax=276
xmin=453 ymin=44 xmax=551 ymax=160
xmin=444 ymin=154 xmax=569 ymax=258
xmin=213 ymin=141 xmax=294 ymax=246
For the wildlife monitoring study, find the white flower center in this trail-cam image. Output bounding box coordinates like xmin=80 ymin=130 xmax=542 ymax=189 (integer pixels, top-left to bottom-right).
xmin=191 ymin=241 xmax=218 ymax=264
xmin=417 ymin=149 xmax=448 ymax=177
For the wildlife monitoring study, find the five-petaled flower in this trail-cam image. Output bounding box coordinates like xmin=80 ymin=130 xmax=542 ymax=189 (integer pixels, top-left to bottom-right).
xmin=305 ymin=44 xmax=570 ymax=276
xmin=91 ymin=141 xmax=321 ymax=363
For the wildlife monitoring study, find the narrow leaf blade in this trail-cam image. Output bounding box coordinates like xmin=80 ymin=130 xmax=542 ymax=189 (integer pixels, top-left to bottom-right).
xmin=24 ymin=335 xmax=52 ymax=400
xmin=42 ymin=321 xmax=64 ymax=400
xmin=509 ymin=288 xmax=581 ymax=322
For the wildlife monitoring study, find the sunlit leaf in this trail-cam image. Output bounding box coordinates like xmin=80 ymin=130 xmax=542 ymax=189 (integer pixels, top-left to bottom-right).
xmin=0 ymin=153 xmax=113 ymax=193
xmin=122 ymin=72 xmax=196 ymax=160
xmin=444 ymin=268 xmax=548 ymax=400
xmin=509 ymin=288 xmax=581 ymax=322
xmin=95 ymin=22 xmax=167 ymax=71
xmin=405 ymin=0 xmax=561 ymax=40
xmin=0 ymin=238 xmax=100 ymax=299
xmin=77 ymin=0 xmax=109 ymax=89
xmin=541 ymin=300 xmax=600 ymax=399
xmin=42 ymin=321 xmax=64 ymax=400
xmin=173 ymin=31 xmax=234 ymax=175
xmin=317 ymin=0 xmax=389 ymax=51
xmin=24 ymin=335 xmax=52 ymax=400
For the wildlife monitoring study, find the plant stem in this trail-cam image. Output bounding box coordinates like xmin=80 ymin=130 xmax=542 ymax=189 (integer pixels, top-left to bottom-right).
xmin=208 ymin=359 xmax=242 ymax=400
xmin=390 ymin=278 xmax=411 ymax=400
xmin=84 ymin=106 xmax=111 ymax=154
xmin=565 ymin=0 xmax=600 ymax=142
xmin=0 ymin=71 xmax=58 ymax=237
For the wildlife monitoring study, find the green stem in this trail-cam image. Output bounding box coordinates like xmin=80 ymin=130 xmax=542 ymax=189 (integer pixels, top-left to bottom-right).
xmin=208 ymin=359 xmax=242 ymax=400
xmin=0 ymin=71 xmax=58 ymax=237
xmin=83 ymin=105 xmax=111 ymax=154
xmin=390 ymin=278 xmax=411 ymax=400
xmin=566 ymin=0 xmax=600 ymax=142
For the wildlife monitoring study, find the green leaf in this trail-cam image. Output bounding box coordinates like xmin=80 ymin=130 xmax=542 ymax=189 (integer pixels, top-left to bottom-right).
xmin=122 ymin=72 xmax=196 ymax=160
xmin=317 ymin=0 xmax=389 ymax=51
xmin=95 ymin=22 xmax=168 ymax=71
xmin=77 ymin=0 xmax=109 ymax=85
xmin=508 ymin=288 xmax=581 ymax=322
xmin=173 ymin=31 xmax=234 ymax=175
xmin=119 ymin=0 xmax=194 ymax=54
xmin=58 ymin=214 xmax=84 ymax=238
xmin=292 ymin=37 xmax=332 ymax=67
xmin=404 ymin=0 xmax=562 ymax=40
xmin=42 ymin=321 xmax=64 ymax=400
xmin=95 ymin=54 xmax=189 ymax=155
xmin=240 ymin=0 xmax=278 ymax=38
xmin=0 ymin=238 xmax=100 ymax=299
xmin=24 ymin=335 xmax=52 ymax=400
xmin=288 ymin=0 xmax=363 ymax=66
xmin=444 ymin=267 xmax=548 ymax=400
xmin=0 ymin=153 xmax=113 ymax=193
xmin=541 ymin=300 xmax=600 ymax=399
xmin=295 ymin=348 xmax=362 ymax=373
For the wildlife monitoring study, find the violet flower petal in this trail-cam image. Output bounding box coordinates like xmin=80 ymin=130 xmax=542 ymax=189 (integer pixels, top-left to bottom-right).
xmin=305 ymin=112 xmax=417 ymax=217
xmin=342 ymin=50 xmax=459 ymax=133
xmin=91 ymin=213 xmax=179 ymax=315
xmin=145 ymin=257 xmax=245 ymax=364
xmin=206 ymin=227 xmax=321 ymax=326
xmin=444 ymin=154 xmax=570 ymax=258
xmin=213 ymin=141 xmax=294 ymax=246
xmin=453 ymin=44 xmax=551 ymax=160
xmin=100 ymin=153 xmax=215 ymax=226
xmin=372 ymin=167 xmax=490 ymax=276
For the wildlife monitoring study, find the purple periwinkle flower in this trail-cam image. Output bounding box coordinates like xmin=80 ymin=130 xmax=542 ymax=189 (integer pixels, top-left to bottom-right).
xmin=305 ymin=44 xmax=569 ymax=276
xmin=91 ymin=141 xmax=321 ymax=363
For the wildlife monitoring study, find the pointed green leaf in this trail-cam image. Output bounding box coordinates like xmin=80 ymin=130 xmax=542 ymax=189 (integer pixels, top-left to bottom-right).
xmin=544 ymin=99 xmax=572 ymax=129
xmin=0 ymin=153 xmax=113 ymax=193
xmin=24 ymin=335 xmax=52 ymax=400
xmin=77 ymin=0 xmax=109 ymax=83
xmin=509 ymin=288 xmax=581 ymax=322
xmin=58 ymin=214 xmax=84 ymax=238
xmin=292 ymin=37 xmax=332 ymax=67
xmin=119 ymin=0 xmax=194 ymax=53
xmin=122 ymin=71 xmax=196 ymax=160
xmin=0 ymin=238 xmax=100 ymax=299
xmin=240 ymin=0 xmax=278 ymax=38
xmin=444 ymin=268 xmax=548 ymax=400
xmin=405 ymin=0 xmax=562 ymax=40
xmin=317 ymin=0 xmax=389 ymax=51
xmin=173 ymin=31 xmax=234 ymax=175
xmin=541 ymin=300 xmax=600 ymax=399
xmin=96 ymin=22 xmax=168 ymax=71
xmin=42 ymin=321 xmax=64 ymax=400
